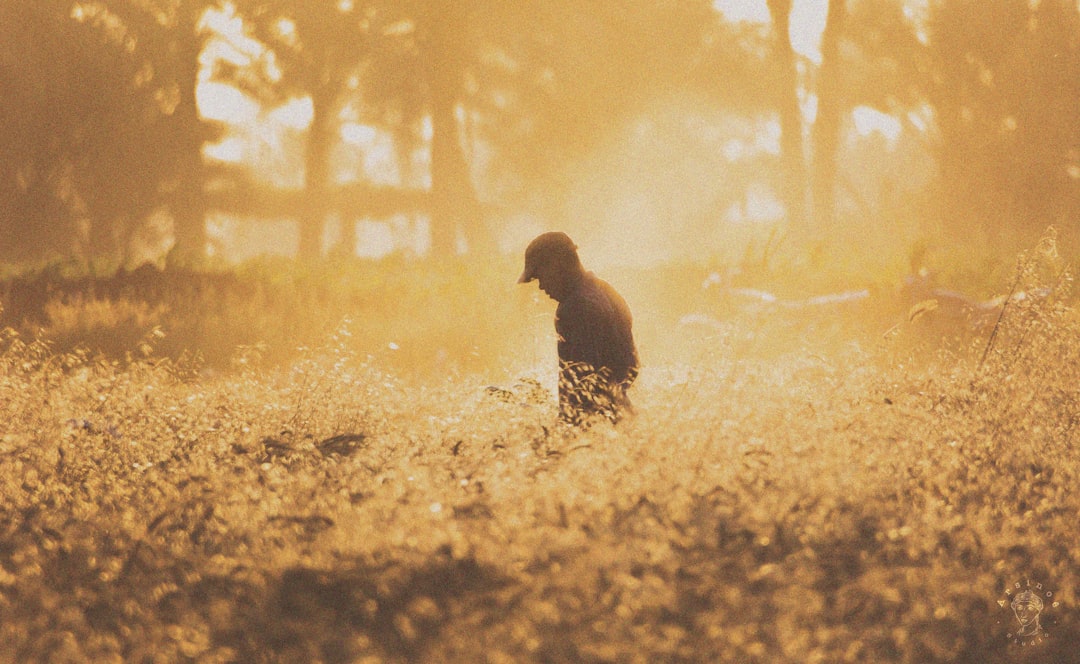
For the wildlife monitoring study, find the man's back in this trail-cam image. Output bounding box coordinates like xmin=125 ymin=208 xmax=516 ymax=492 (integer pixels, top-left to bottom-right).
xmin=556 ymin=272 xmax=638 ymax=383
xmin=555 ymin=273 xmax=638 ymax=423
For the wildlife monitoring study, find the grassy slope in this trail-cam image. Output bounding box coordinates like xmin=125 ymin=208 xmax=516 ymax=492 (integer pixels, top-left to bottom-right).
xmin=0 ymin=249 xmax=1078 ymax=662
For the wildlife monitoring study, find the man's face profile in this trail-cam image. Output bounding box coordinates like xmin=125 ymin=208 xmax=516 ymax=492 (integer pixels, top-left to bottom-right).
xmin=533 ymin=261 xmax=565 ymax=301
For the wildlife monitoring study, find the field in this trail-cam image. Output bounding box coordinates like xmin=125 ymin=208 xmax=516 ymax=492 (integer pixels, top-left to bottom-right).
xmin=1 ymin=238 xmax=1079 ymax=663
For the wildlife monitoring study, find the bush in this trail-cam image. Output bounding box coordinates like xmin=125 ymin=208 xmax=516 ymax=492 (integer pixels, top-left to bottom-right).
xmin=0 ymin=233 xmax=1077 ymax=661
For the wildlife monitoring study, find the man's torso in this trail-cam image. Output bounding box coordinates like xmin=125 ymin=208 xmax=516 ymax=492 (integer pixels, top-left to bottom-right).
xmin=554 ymin=273 xmax=638 ymax=422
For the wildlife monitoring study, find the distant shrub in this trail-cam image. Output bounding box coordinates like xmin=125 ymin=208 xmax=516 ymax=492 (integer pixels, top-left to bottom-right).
xmin=0 ymin=257 xmax=535 ymax=374
xmin=40 ymin=296 xmax=166 ymax=360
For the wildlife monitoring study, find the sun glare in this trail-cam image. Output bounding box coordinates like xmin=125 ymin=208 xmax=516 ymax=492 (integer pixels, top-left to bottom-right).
xmin=712 ymin=0 xmax=770 ymax=23
xmin=203 ymin=136 xmax=246 ymax=163
xmin=852 ymin=106 xmax=902 ymax=145
xmin=266 ymin=97 xmax=313 ymax=130
xmin=197 ymin=82 xmax=259 ymax=125
xmin=713 ymin=0 xmax=829 ymax=64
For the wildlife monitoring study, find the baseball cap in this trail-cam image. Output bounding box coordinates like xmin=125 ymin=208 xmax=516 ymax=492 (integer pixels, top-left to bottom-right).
xmin=518 ymin=232 xmax=578 ymax=283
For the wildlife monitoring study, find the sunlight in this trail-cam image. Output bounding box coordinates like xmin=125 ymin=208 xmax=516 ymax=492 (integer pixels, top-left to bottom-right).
xmin=341 ymin=123 xmax=402 ymax=186
xmin=852 ymin=106 xmax=902 ymax=145
xmin=341 ymin=123 xmax=378 ymax=146
xmin=200 ymin=3 xmax=245 ymax=42
xmin=801 ymin=91 xmax=818 ymax=124
xmin=789 ymin=0 xmax=828 ymax=64
xmin=713 ymin=0 xmax=829 ymax=64
xmin=722 ymin=138 xmax=747 ymax=162
xmin=9 ymin=2 xmax=1080 ymax=655
xmin=200 ymin=4 xmax=264 ymax=74
xmin=725 ymin=184 xmax=785 ymax=223
xmin=274 ymin=17 xmax=297 ymax=43
xmin=203 ymin=136 xmax=246 ymax=163
xmin=266 ymin=97 xmax=313 ymax=130
xmin=354 ymin=221 xmax=398 ymax=258
xmin=712 ymin=0 xmax=770 ymax=23
xmin=197 ymin=81 xmax=259 ymax=124
xmin=755 ymin=118 xmax=781 ymax=154
xmin=903 ymin=0 xmax=931 ymax=44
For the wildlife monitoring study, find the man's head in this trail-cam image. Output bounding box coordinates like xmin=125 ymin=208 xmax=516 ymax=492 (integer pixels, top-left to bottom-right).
xmin=518 ymin=232 xmax=584 ymax=301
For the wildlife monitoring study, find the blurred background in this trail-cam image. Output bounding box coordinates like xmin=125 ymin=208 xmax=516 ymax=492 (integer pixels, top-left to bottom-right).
xmin=0 ymin=0 xmax=1078 ymax=372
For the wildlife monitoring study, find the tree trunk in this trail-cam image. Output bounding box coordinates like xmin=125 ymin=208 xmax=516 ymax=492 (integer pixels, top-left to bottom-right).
xmin=169 ymin=5 xmax=208 ymax=266
xmin=810 ymin=0 xmax=847 ymax=235
xmin=299 ymin=89 xmax=334 ymax=261
xmin=426 ymin=4 xmax=483 ymax=258
xmin=429 ymin=83 xmax=464 ymax=257
xmin=766 ymin=0 xmax=808 ymax=230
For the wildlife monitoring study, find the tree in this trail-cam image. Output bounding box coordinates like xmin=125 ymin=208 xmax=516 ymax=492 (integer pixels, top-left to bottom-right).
xmin=98 ymin=0 xmax=223 ymax=264
xmin=465 ymin=0 xmax=719 ymax=226
xmin=0 ymin=0 xmax=222 ymax=266
xmin=362 ymin=0 xmax=491 ymax=257
xmin=416 ymin=0 xmax=487 ymax=257
xmin=765 ymin=0 xmax=808 ymax=231
xmin=161 ymin=1 xmax=220 ymax=264
xmin=0 ymin=0 xmax=217 ymax=266
xmin=233 ymin=0 xmax=379 ymax=261
xmin=779 ymin=0 xmax=928 ymax=239
xmin=233 ymin=0 xmax=535 ymax=258
xmin=928 ymin=0 xmax=1080 ymax=249
xmin=229 ymin=1 xmax=729 ymax=258
xmin=809 ymin=0 xmax=846 ymax=232
xmin=0 ymin=1 xmax=83 ymax=261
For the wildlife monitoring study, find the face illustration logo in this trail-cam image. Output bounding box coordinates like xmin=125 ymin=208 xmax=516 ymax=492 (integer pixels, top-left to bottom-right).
xmin=998 ymin=579 xmax=1059 ymax=647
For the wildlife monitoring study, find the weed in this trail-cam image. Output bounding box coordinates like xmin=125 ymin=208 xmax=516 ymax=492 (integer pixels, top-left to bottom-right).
xmin=0 ymin=233 xmax=1077 ymax=662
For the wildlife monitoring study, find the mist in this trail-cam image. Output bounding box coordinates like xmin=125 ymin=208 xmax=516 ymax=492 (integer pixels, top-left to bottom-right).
xmin=3 ymin=3 xmax=1080 ymax=661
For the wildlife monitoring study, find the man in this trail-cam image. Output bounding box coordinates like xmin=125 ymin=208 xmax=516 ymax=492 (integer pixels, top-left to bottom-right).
xmin=518 ymin=232 xmax=639 ymax=424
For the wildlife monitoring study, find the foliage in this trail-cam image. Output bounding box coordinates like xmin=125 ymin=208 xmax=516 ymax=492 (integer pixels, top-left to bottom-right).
xmin=928 ymin=0 xmax=1080 ymax=249
xmin=4 ymin=0 xmax=1079 ymax=266
xmin=0 ymin=234 xmax=1078 ymax=662
xmin=0 ymin=0 xmax=219 ymax=264
xmin=0 ymin=256 xmax=534 ymax=374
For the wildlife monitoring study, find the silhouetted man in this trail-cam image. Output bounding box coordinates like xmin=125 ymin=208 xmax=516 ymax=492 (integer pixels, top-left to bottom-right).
xmin=518 ymin=232 xmax=638 ymax=425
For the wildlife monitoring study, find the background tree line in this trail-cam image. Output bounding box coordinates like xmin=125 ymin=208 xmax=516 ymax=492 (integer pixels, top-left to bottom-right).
xmin=1 ymin=0 xmax=1077 ymax=267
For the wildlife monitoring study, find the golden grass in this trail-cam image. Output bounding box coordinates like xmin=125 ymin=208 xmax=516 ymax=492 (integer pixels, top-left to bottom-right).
xmin=0 ymin=236 xmax=1078 ymax=662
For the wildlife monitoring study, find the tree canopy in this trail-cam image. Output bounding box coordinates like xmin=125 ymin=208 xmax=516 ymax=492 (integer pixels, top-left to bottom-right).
xmin=0 ymin=0 xmax=1078 ymax=266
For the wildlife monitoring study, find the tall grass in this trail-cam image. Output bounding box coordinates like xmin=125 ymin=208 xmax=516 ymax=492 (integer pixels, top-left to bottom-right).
xmin=1 ymin=255 xmax=537 ymax=376
xmin=0 ymin=233 xmax=1077 ymax=662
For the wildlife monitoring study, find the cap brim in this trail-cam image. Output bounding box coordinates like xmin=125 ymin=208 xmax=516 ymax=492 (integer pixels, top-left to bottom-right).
xmin=517 ymin=270 xmax=534 ymax=284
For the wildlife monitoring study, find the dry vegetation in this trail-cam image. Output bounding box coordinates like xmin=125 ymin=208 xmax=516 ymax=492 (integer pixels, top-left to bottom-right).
xmin=1 ymin=235 xmax=1079 ymax=663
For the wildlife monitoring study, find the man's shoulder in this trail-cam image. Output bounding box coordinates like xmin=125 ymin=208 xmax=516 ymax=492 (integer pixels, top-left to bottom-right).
xmin=560 ymin=274 xmax=617 ymax=316
xmin=590 ymin=273 xmax=629 ymax=306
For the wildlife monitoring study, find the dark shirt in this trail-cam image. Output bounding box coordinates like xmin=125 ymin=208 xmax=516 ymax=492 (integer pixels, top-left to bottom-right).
xmin=555 ymin=272 xmax=639 ymax=423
